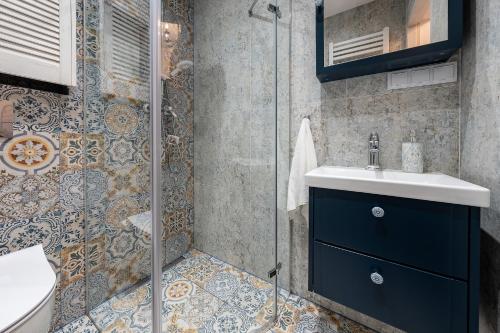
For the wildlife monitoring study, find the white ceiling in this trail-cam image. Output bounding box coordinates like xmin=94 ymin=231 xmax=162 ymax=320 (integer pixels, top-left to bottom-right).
xmin=324 ymin=0 xmax=376 ymax=18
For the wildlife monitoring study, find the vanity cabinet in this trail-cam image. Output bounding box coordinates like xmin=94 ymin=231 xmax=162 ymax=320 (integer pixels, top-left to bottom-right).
xmin=308 ymin=187 xmax=480 ymax=333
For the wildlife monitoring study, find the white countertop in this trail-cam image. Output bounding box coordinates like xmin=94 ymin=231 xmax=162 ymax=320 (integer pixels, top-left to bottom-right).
xmin=305 ymin=166 xmax=490 ymax=208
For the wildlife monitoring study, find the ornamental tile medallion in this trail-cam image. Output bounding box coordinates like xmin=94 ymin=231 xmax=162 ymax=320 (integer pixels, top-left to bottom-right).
xmin=107 ymin=229 xmax=137 ymax=260
xmin=87 ymin=235 xmax=105 ymax=273
xmin=60 ymin=133 xmax=84 ymax=171
xmin=106 ymin=137 xmax=139 ymax=167
xmin=0 ymin=132 xmax=59 ymax=175
xmin=107 ymin=164 xmax=150 ymax=197
xmin=105 ymin=196 xmax=141 ymax=232
xmin=86 ymin=133 xmax=105 ymax=169
xmin=87 ymin=271 xmax=110 ymax=311
xmin=164 ymin=279 xmax=195 ymax=302
xmin=0 ymin=171 xmax=59 ymax=221
xmin=60 ymin=171 xmax=84 ymax=211
xmin=0 ymin=86 xmax=60 ymax=133
xmin=0 ymin=211 xmax=61 ymax=256
xmin=60 ymin=279 xmax=86 ymax=325
xmin=162 ymin=209 xmax=187 ymax=239
xmin=104 ymin=103 xmax=140 ymax=136
xmin=61 ymin=210 xmax=85 ymax=247
xmin=61 ymin=243 xmax=86 ymax=288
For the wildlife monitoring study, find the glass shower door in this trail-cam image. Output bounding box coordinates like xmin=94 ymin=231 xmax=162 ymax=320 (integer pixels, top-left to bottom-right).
xmin=84 ymin=0 xmax=153 ymax=331
xmin=157 ymin=0 xmax=291 ymax=330
xmin=156 ymin=0 xmax=197 ymax=330
xmin=83 ymin=0 xmax=289 ymax=331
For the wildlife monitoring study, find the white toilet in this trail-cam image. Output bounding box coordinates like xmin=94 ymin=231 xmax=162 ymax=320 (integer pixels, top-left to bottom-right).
xmin=0 ymin=245 xmax=56 ymax=333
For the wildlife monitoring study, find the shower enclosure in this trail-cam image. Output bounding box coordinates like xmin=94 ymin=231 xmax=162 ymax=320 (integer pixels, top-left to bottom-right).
xmin=82 ymin=0 xmax=289 ymax=331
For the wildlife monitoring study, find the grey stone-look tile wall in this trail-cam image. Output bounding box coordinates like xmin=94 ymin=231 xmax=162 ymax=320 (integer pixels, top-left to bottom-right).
xmin=193 ymin=0 xmax=290 ymax=283
xmin=460 ymin=0 xmax=500 ymax=331
xmin=321 ymin=72 xmax=460 ymax=175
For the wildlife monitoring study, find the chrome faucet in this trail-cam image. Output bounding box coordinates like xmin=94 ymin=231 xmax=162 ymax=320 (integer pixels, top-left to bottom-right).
xmin=367 ymin=132 xmax=380 ymax=170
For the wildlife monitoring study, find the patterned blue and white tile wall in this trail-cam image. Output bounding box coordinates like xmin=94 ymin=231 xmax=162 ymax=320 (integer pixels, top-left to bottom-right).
xmin=0 ymin=0 xmax=195 ymax=330
xmin=82 ymin=0 xmax=195 ymax=315
xmin=0 ymin=0 xmax=86 ymax=329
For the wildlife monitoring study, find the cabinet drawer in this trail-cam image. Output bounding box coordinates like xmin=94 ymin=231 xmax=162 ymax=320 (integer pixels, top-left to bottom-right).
xmin=312 ymin=188 xmax=469 ymax=279
xmin=312 ymin=242 xmax=468 ymax=333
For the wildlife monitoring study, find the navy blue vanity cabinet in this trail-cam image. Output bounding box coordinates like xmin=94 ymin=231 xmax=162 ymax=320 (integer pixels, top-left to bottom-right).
xmin=308 ymin=187 xmax=480 ymax=333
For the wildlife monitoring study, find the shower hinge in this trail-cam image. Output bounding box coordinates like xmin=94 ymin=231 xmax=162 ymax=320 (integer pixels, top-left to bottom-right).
xmin=267 ymin=4 xmax=282 ymax=19
xmin=268 ymin=262 xmax=282 ymax=279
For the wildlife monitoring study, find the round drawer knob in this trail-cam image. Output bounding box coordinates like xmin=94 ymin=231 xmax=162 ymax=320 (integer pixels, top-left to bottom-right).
xmin=372 ymin=206 xmax=385 ymax=218
xmin=370 ymin=272 xmax=384 ymax=285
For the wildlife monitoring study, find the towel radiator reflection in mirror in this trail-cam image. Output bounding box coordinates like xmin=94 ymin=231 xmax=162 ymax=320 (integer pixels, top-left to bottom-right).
xmin=329 ymin=27 xmax=390 ymax=65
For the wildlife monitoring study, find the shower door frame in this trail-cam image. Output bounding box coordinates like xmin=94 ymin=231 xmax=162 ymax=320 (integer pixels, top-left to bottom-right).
xmin=271 ymin=0 xmax=280 ymax=321
xmin=150 ymin=0 xmax=163 ymax=332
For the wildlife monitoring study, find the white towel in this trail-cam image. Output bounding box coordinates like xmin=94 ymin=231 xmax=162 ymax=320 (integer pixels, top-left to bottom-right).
xmin=287 ymin=118 xmax=318 ymax=213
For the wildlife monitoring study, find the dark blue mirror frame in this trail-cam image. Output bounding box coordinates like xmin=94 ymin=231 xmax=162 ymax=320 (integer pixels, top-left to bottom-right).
xmin=316 ymin=0 xmax=463 ymax=83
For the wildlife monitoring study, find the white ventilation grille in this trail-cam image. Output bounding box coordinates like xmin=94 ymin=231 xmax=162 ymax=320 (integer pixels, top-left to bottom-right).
xmin=0 ymin=0 xmax=76 ymax=86
xmin=387 ymin=62 xmax=457 ymax=90
xmin=0 ymin=0 xmax=61 ymax=63
xmin=111 ymin=0 xmax=150 ymax=87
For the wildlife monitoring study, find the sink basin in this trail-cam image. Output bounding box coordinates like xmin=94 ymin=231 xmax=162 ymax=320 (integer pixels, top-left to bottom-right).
xmin=305 ymin=166 xmax=490 ymax=208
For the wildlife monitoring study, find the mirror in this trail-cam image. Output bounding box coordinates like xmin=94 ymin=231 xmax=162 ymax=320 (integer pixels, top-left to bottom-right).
xmin=323 ymin=0 xmax=448 ymax=66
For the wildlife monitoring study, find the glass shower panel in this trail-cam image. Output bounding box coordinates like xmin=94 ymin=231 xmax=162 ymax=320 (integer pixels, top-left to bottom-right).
xmin=160 ymin=0 xmax=194 ymax=270
xmin=158 ymin=0 xmax=195 ymax=329
xmin=276 ymin=0 xmax=291 ymax=295
xmin=84 ymin=0 xmax=152 ymax=330
xmin=191 ymin=0 xmax=288 ymax=329
xmin=82 ymin=0 xmax=288 ymax=330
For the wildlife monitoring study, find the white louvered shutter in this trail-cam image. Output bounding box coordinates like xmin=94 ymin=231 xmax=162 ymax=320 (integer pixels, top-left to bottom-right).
xmin=0 ymin=0 xmax=76 ymax=86
xmin=102 ymin=0 xmax=150 ymax=102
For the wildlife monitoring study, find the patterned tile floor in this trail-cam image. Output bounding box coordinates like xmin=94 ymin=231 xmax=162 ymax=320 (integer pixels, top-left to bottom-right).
xmin=56 ymin=249 xmax=375 ymax=333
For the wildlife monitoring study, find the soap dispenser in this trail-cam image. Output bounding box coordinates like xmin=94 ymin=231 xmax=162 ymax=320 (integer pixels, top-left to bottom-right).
xmin=402 ymin=130 xmax=423 ymax=173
